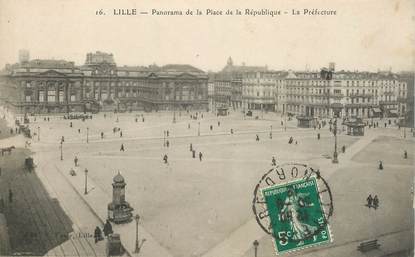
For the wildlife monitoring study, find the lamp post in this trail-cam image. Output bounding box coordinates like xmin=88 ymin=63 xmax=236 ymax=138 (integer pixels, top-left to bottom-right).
xmin=86 ymin=127 xmax=89 ymax=143
xmin=332 ymin=118 xmax=339 ymax=163
xmin=253 ymin=240 xmax=259 ymax=257
xmin=134 ymin=214 xmax=140 ymax=253
xmin=198 ymin=122 xmax=200 ymax=136
xmin=84 ymin=168 xmax=88 ymax=195
xmin=37 ymin=126 xmax=40 ymax=141
xmin=173 ymin=84 xmax=176 ymax=124
xmin=60 ymin=140 xmax=63 ymax=161
xmin=284 ymin=113 xmax=287 ymax=131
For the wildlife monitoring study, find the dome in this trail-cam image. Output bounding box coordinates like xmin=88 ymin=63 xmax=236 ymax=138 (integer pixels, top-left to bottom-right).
xmin=113 ymin=172 xmax=125 ymax=183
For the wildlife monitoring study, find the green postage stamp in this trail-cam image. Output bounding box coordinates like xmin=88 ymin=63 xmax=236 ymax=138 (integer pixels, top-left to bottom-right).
xmin=261 ymin=176 xmax=332 ymax=254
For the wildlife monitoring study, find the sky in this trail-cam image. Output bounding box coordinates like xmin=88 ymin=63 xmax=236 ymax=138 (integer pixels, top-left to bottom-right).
xmin=0 ymin=0 xmax=414 ymax=72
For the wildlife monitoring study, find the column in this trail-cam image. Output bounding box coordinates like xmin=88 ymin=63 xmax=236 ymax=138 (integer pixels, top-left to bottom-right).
xmin=55 ymin=82 xmax=59 ymax=103
xmin=68 ymin=82 xmax=72 ymax=102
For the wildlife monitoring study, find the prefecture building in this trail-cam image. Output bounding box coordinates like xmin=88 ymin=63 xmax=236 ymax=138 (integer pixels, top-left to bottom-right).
xmin=0 ymin=51 xmax=208 ymax=114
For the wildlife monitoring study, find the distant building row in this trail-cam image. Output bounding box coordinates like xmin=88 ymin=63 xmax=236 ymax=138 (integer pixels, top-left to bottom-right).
xmin=209 ymin=57 xmax=410 ymax=120
xmin=0 ymin=52 xmax=410 ymax=122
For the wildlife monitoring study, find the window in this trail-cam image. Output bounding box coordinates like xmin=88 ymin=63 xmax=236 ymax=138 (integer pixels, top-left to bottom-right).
xmin=47 ymin=90 xmax=56 ymax=102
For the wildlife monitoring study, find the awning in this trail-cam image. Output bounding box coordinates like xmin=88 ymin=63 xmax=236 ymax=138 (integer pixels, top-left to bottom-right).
xmin=372 ymin=108 xmax=382 ymax=113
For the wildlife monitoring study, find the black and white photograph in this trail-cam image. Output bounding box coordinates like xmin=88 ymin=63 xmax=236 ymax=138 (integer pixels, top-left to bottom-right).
xmin=0 ymin=0 xmax=414 ymax=256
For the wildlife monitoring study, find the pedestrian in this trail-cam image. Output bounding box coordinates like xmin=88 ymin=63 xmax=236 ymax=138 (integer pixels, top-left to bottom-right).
xmin=317 ymin=133 xmax=320 ymax=140
xmin=256 ymin=134 xmax=259 ymax=141
xmin=218 ymin=121 xmax=220 ymax=127
xmin=74 ymin=156 xmax=78 ymax=167
xmin=372 ymin=195 xmax=379 ymax=209
xmin=94 ymin=226 xmax=103 ymax=243
xmin=342 ymin=145 xmax=346 ymax=153
xmin=199 ymin=152 xmax=203 ymax=161
xmin=70 ymin=122 xmax=72 ymax=128
xmin=288 ymin=137 xmax=293 ymax=144
xmin=210 ymin=125 xmax=213 ymax=131
xmin=281 ymin=121 xmax=283 ymax=126
xmin=404 ymin=150 xmax=408 ymax=159
xmin=378 ymin=160 xmax=383 ymax=170
xmin=101 ymin=132 xmax=104 ymax=139
xmin=61 ymin=136 xmax=65 ymax=143
xmin=120 ymin=144 xmax=125 ymax=152
xmin=166 ymin=140 xmax=170 ymax=148
xmin=142 ymin=117 xmax=145 ymax=122
xmin=163 ymin=154 xmax=168 ymax=164
xmin=116 ymin=117 xmax=119 ymax=123
xmin=167 ymin=130 xmax=169 ymax=137
xmin=103 ymin=219 xmax=113 ymax=237
xmin=135 ymin=117 xmax=138 ymax=122
xmin=188 ymin=123 xmax=190 ymax=129
xmin=190 ymin=143 xmax=193 ymax=152
xmin=0 ymin=198 xmax=4 ymax=212
xmin=231 ymin=128 xmax=234 ymax=134
xmin=78 ymin=128 xmax=81 ymax=133
xmin=366 ymin=194 xmax=373 ymax=208
xmin=384 ymin=123 xmax=387 ymax=128
xmin=192 ymin=149 xmax=196 ymax=158
xmin=272 ymin=156 xmax=276 ymax=166
xmin=8 ymin=189 xmax=13 ymax=203
xmin=120 ymin=131 xmax=123 ymax=138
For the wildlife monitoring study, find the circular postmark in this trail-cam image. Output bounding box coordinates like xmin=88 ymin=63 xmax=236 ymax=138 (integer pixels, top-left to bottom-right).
xmin=252 ymin=163 xmax=333 ymax=245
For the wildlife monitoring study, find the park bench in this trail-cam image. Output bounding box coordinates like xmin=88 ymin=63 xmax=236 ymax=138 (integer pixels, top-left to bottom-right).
xmin=357 ymin=239 xmax=380 ymax=252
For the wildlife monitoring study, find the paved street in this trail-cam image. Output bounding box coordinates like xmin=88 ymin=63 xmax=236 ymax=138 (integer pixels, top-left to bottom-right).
xmin=2 ymin=109 xmax=413 ymax=257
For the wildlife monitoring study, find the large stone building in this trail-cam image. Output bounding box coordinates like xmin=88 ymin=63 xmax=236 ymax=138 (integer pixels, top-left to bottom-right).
xmin=0 ymin=51 xmax=208 ymax=114
xmin=285 ymin=67 xmax=408 ymax=119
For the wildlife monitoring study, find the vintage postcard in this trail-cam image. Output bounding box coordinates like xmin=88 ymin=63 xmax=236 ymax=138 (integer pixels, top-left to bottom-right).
xmin=0 ymin=0 xmax=413 ymax=256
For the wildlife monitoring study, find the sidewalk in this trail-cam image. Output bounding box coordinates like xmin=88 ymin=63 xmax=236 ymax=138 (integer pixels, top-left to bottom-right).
xmin=33 ymin=143 xmax=173 ymax=257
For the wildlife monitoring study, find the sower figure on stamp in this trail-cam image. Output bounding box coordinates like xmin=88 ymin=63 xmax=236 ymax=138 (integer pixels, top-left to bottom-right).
xmin=280 ymin=188 xmax=317 ymax=245
xmin=271 ymin=156 xmax=277 ymax=166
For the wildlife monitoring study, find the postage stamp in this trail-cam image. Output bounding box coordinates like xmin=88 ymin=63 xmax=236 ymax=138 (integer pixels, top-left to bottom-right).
xmin=262 ymin=176 xmax=332 ymax=254
xmin=252 ymin=163 xmax=334 ymax=255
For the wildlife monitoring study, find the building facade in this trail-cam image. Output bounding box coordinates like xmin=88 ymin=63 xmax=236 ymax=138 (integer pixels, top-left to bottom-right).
xmin=285 ymin=69 xmax=408 ymax=119
xmin=0 ymin=51 xmax=208 ymax=114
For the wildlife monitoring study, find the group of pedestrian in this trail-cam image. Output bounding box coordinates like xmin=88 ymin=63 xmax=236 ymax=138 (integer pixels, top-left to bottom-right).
xmin=94 ymin=219 xmax=113 ymax=243
xmin=189 ymin=143 xmax=203 ymax=161
xmin=366 ymin=194 xmax=379 ymax=209
xmin=288 ymin=136 xmax=297 ymax=144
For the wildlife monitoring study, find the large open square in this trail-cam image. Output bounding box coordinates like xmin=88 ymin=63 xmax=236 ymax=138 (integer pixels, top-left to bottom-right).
xmin=7 ymin=110 xmax=410 ymax=257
